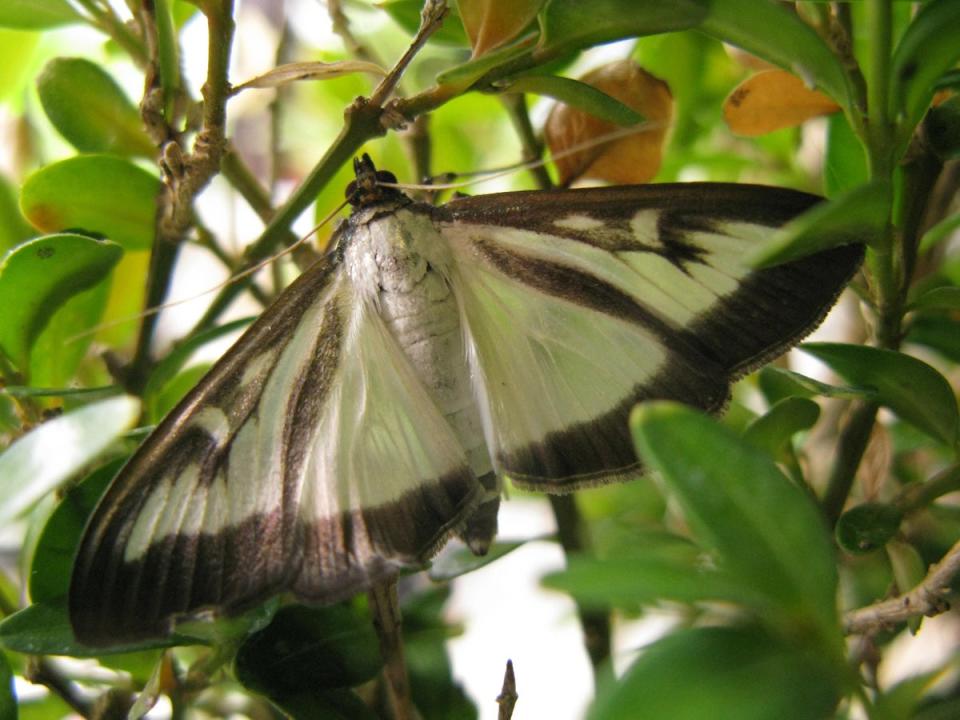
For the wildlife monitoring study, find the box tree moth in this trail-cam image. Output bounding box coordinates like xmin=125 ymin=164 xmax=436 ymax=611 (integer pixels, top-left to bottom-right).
xmin=69 ymin=155 xmax=863 ymax=645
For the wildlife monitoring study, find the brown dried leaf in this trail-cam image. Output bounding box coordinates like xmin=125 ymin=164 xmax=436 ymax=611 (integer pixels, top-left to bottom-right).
xmin=458 ymin=0 xmax=543 ymax=57
xmin=723 ymin=69 xmax=840 ymax=137
xmin=231 ymin=61 xmax=386 ymax=94
xmin=545 ymin=60 xmax=673 ymax=186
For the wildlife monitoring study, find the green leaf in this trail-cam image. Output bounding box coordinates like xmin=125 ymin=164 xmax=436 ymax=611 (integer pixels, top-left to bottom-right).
xmin=0 ymin=599 xmax=186 ymax=656
xmin=536 ymin=0 xmax=707 ymax=59
xmin=699 ymin=0 xmax=850 ymax=110
xmin=919 ymin=211 xmax=960 ymax=255
xmin=0 ymin=0 xmax=82 ymax=29
xmin=142 ymin=316 xmax=254 ymax=421
xmin=908 ymin=286 xmax=960 ymax=313
xmin=36 ymin=58 xmax=154 ymax=157
xmin=0 ymin=29 xmax=39 ymax=104
xmin=145 ymin=363 xmax=210 ymax=424
xmin=801 ymin=342 xmax=960 ymax=447
xmin=742 ymin=397 xmax=820 ymax=457
xmin=28 ymin=278 xmax=112 ymax=387
xmin=435 ymin=33 xmax=537 ymax=89
xmin=0 ymin=650 xmax=16 ymax=720
xmin=891 ymin=0 xmax=960 ymax=133
xmin=500 ymin=75 xmax=643 ymax=125
xmin=428 ymin=540 xmax=526 ymax=581
xmin=824 ymin=112 xmax=868 ymax=197
xmin=923 ymin=94 xmax=960 ymax=162
xmin=0 ymin=233 xmax=122 ymax=369
xmin=835 ymin=503 xmax=903 ymax=555
xmin=235 ymin=604 xmax=382 ymax=695
xmin=757 ymin=366 xmax=875 ymax=404
xmin=0 ymin=174 xmax=33 ymax=255
xmin=20 ymin=155 xmax=160 ymax=250
xmin=29 ymin=460 xmax=122 ymax=604
xmin=750 ymin=181 xmax=887 ymax=267
xmin=270 ymin=688 xmax=379 ymax=720
xmin=0 ymin=395 xmax=140 ymax=525
xmin=907 ymin=315 xmax=960 ymax=364
xmin=588 ymin=625 xmax=840 ymax=720
xmin=630 ymin=402 xmax=839 ymax=645
xmin=382 ymin=0 xmax=469 ymax=45
xmin=543 ymin=554 xmax=764 ymax=610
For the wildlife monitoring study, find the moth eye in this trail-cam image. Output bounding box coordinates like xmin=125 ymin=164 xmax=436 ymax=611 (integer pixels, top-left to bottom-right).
xmin=345 ymin=180 xmax=358 ymax=201
xmin=376 ymin=170 xmax=398 ymax=185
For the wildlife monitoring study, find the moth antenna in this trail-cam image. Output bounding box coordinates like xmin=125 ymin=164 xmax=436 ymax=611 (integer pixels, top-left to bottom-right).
xmin=382 ymin=121 xmax=666 ymax=192
xmin=65 ymin=198 xmax=351 ymax=343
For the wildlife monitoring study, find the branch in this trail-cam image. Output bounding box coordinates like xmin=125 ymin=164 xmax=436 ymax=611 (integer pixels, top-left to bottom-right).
xmin=368 ymin=580 xmax=414 ymax=720
xmin=189 ymin=0 xmax=451 ymax=333
xmin=497 ymin=660 xmax=518 ymax=720
xmin=127 ymin=0 xmax=236 ymax=391
xmin=844 ymin=538 xmax=960 ymax=635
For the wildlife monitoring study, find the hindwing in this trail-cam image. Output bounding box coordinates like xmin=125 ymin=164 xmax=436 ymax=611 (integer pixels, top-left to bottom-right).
xmin=433 ymin=183 xmax=863 ymax=489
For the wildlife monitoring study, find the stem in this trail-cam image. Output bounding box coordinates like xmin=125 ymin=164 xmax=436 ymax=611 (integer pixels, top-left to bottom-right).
xmin=548 ymin=495 xmax=612 ymax=680
xmin=501 ymin=93 xmax=553 ymax=190
xmin=895 ymin=464 xmax=960 ymax=514
xmin=822 ymin=402 xmax=879 ymax=526
xmin=128 ymin=1 xmax=236 ymax=391
xmin=844 ymin=537 xmax=960 ymax=634
xmin=368 ymin=581 xmax=414 ymax=720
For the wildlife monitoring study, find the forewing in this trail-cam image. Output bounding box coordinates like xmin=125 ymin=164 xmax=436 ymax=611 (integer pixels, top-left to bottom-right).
xmin=435 ymin=183 xmax=863 ymax=490
xmin=70 ymin=255 xmax=481 ymax=645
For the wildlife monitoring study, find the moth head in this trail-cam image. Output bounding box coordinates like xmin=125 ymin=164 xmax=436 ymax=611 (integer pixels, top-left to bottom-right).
xmin=346 ymin=153 xmax=403 ymax=208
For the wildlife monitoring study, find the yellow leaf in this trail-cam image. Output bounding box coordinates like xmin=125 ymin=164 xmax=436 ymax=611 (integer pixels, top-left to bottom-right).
xmin=458 ymin=0 xmax=542 ymax=57
xmin=545 ymin=60 xmax=673 ymax=186
xmin=723 ymin=69 xmax=839 ymax=137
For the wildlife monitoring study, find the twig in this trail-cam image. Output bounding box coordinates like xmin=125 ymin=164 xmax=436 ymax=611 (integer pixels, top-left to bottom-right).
xmin=844 ymin=538 xmax=960 ymax=634
xmin=548 ymin=495 xmax=612 ymax=678
xmin=368 ymin=580 xmax=414 ymax=720
xmin=190 ymin=0 xmax=451 ymax=333
xmin=821 ymin=401 xmax=879 ymax=526
xmin=25 ymin=657 xmax=93 ymax=718
xmin=128 ymin=1 xmax=236 ymax=391
xmin=497 ymin=660 xmax=518 ymax=720
xmin=500 ymin=93 xmax=553 ymax=190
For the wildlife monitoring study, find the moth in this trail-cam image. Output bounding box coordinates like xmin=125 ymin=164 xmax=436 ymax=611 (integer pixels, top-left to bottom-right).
xmin=70 ymin=155 xmax=863 ymax=645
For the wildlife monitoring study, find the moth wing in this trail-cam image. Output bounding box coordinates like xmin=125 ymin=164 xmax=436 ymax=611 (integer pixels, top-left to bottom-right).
xmin=436 ymin=183 xmax=863 ymax=490
xmin=70 ymin=258 xmax=481 ymax=645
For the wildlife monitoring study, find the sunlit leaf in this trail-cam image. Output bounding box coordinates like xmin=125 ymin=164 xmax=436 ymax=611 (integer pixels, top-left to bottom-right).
xmin=0 ymin=174 xmax=33 ymax=255
xmin=37 ymin=58 xmax=154 ymax=158
xmin=0 ymin=395 xmax=140 ymax=525
xmin=0 ymin=233 xmax=121 ymax=370
xmin=802 ymin=343 xmax=960 ymax=447
xmin=20 ymin=155 xmax=160 ymax=251
xmin=0 ymin=0 xmax=82 ymax=29
xmin=723 ymin=69 xmax=839 ymax=137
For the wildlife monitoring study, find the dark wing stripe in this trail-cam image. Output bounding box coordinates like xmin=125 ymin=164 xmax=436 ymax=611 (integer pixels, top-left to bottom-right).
xmin=70 ymin=258 xmax=341 ymax=645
